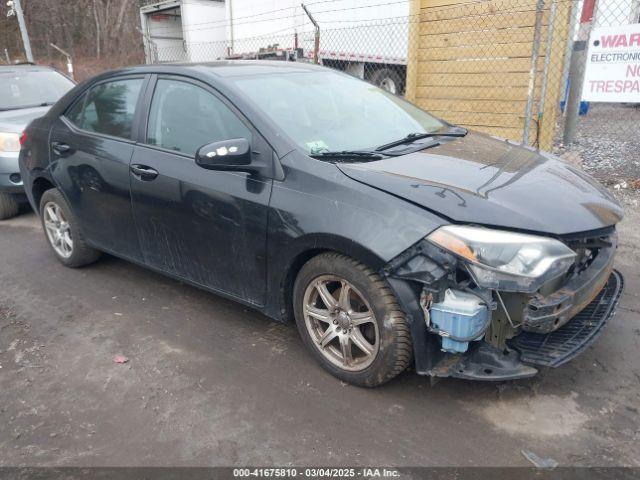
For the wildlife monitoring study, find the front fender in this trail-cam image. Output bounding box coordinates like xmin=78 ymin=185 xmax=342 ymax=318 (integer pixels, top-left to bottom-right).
xmin=262 ymin=150 xmax=446 ymax=321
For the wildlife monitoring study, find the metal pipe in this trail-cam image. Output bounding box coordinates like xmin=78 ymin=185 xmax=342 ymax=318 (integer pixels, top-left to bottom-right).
xmin=302 ymin=3 xmax=320 ymax=64
xmin=228 ymin=0 xmax=235 ymax=55
xmin=522 ymin=0 xmax=546 ymax=145
xmin=559 ymin=0 xmax=581 ymax=114
xmin=12 ymin=0 xmax=34 ymax=63
xmin=536 ymin=0 xmax=558 ymax=148
xmin=563 ymin=0 xmax=598 ymax=145
xmin=50 ymin=43 xmax=73 ymax=80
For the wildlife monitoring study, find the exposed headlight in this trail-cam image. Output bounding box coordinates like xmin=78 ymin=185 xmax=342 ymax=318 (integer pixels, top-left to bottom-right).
xmin=427 ymin=225 xmax=576 ymax=293
xmin=0 ymin=132 xmax=20 ymax=152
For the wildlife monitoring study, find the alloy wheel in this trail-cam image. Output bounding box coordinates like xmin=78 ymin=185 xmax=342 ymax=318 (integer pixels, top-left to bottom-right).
xmin=303 ymin=275 xmax=379 ymax=372
xmin=43 ymin=201 xmax=73 ymax=258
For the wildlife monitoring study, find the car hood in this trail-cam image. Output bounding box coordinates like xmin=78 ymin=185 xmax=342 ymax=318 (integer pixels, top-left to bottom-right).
xmin=337 ymin=132 xmax=623 ymax=236
xmin=0 ymin=106 xmax=50 ymax=133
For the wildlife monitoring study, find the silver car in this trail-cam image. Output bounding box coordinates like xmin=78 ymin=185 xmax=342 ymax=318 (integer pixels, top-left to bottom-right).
xmin=1 ymin=64 xmax=74 ymax=219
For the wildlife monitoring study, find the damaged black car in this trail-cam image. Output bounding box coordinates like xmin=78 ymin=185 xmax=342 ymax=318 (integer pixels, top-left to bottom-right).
xmin=19 ymin=62 xmax=624 ymax=386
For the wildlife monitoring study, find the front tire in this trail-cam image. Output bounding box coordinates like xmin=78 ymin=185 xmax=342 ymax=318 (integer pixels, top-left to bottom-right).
xmin=293 ymin=253 xmax=412 ymax=387
xmin=0 ymin=192 xmax=19 ymax=220
xmin=39 ymin=188 xmax=101 ymax=268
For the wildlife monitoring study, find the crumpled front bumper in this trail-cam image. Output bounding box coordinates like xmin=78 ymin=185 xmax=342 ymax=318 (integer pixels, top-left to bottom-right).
xmin=509 ymin=270 xmax=623 ymax=368
xmin=384 ymin=234 xmax=624 ymax=381
xmin=429 ymin=270 xmax=624 ymax=380
xmin=522 ymin=235 xmax=617 ymax=333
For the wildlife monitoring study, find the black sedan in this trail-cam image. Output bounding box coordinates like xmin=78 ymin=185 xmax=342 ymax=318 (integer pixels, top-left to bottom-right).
xmin=19 ymin=62 xmax=624 ymax=386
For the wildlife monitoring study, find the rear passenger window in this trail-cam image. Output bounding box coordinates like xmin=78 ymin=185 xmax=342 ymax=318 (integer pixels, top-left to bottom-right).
xmin=65 ymin=93 xmax=86 ymax=125
xmin=146 ymin=79 xmax=251 ymax=156
xmin=66 ymin=78 xmax=143 ymax=140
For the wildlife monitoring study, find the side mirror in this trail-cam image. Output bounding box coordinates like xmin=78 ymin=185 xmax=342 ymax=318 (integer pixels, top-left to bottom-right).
xmin=195 ymin=138 xmax=252 ymax=171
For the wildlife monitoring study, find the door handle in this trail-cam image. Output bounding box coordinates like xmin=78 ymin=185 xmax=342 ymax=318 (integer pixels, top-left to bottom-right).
xmin=130 ymin=164 xmax=159 ymax=181
xmin=51 ymin=142 xmax=71 ymax=155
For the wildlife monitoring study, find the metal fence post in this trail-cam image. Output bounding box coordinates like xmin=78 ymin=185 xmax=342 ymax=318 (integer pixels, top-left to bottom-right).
xmin=229 ymin=0 xmax=235 ymax=55
xmin=523 ymin=0 xmax=546 ymax=145
xmin=563 ymin=0 xmax=597 ymax=145
xmin=559 ymin=0 xmax=581 ymax=111
xmin=536 ymin=0 xmax=558 ymax=149
xmin=302 ymin=3 xmax=320 ymax=64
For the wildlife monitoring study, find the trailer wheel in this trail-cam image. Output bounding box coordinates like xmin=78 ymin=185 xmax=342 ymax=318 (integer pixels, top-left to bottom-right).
xmin=370 ymin=68 xmax=404 ymax=95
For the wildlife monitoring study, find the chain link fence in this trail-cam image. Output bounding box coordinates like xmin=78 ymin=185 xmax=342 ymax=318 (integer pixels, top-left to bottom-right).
xmin=147 ymin=14 xmax=412 ymax=95
xmin=148 ymin=0 xmax=639 ymax=154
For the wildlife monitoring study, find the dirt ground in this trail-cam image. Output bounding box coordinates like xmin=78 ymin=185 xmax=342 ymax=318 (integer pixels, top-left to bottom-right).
xmin=0 ymin=107 xmax=639 ymax=467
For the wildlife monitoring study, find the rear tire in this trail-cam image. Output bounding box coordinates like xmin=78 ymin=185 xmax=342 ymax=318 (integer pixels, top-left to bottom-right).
xmin=293 ymin=252 xmax=412 ymax=387
xmin=39 ymin=188 xmax=101 ymax=268
xmin=0 ymin=192 xmax=19 ymax=220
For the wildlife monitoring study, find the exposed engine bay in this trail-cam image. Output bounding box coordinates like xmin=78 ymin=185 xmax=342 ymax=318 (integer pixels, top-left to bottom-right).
xmin=383 ymin=226 xmax=622 ymax=381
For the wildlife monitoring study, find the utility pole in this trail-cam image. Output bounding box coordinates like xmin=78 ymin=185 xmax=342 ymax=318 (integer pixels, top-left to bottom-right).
xmin=562 ymin=0 xmax=597 ymax=145
xmin=10 ymin=0 xmax=34 ymax=63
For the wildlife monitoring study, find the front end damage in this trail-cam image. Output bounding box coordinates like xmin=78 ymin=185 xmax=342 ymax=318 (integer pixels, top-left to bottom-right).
xmin=382 ymin=227 xmax=624 ymax=381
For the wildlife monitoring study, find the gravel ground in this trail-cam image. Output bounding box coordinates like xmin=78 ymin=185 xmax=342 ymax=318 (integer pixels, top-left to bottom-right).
xmin=555 ymin=103 xmax=640 ymax=184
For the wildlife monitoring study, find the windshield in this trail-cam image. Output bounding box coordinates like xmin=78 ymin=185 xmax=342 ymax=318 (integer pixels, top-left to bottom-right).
xmin=0 ymin=69 xmax=74 ymax=111
xmin=233 ymin=71 xmax=445 ymax=154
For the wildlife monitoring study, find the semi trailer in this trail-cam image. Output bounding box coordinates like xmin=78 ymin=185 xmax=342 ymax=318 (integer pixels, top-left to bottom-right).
xmin=140 ymin=0 xmax=410 ymax=92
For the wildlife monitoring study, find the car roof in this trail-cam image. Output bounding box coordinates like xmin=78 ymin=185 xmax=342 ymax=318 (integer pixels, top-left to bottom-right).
xmin=101 ymin=60 xmax=326 ymax=79
xmin=0 ymin=64 xmax=61 ymax=73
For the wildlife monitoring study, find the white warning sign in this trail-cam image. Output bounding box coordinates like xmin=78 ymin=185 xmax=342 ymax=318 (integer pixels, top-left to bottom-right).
xmin=582 ymin=23 xmax=640 ymax=102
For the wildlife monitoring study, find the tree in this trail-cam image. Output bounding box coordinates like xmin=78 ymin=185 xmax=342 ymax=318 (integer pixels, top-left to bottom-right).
xmin=1 ymin=0 xmax=150 ymax=80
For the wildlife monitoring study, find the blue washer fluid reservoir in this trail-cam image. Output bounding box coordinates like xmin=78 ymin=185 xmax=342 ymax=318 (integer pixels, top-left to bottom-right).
xmin=430 ymin=289 xmax=489 ymax=353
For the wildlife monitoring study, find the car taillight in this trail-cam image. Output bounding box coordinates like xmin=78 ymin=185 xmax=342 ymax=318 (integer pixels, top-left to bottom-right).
xmin=19 ymin=131 xmax=27 ymax=146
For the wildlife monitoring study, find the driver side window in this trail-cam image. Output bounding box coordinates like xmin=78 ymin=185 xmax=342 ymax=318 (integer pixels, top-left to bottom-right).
xmin=146 ymin=78 xmax=251 ymax=156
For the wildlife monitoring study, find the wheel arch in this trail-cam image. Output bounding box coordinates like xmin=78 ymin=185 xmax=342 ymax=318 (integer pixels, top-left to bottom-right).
xmin=275 ymin=233 xmax=387 ymax=323
xmin=31 ymin=176 xmax=56 ymax=212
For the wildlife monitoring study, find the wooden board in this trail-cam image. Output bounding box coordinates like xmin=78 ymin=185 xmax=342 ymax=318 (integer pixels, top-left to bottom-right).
xmin=418 ymin=42 xmax=534 ymax=61
xmin=417 ymin=56 xmax=545 ymax=74
xmin=419 ymin=0 xmax=540 ymax=21
xmin=416 ymin=27 xmax=541 ymax=48
xmin=415 ymin=85 xmax=531 ymax=100
xmin=417 ymin=71 xmax=532 ymax=86
xmin=418 ymin=98 xmax=528 ymax=114
xmin=425 ymin=110 xmax=526 ymax=128
xmin=465 ymin=125 xmax=527 ymax=141
xmin=417 ymin=10 xmax=549 ymax=36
